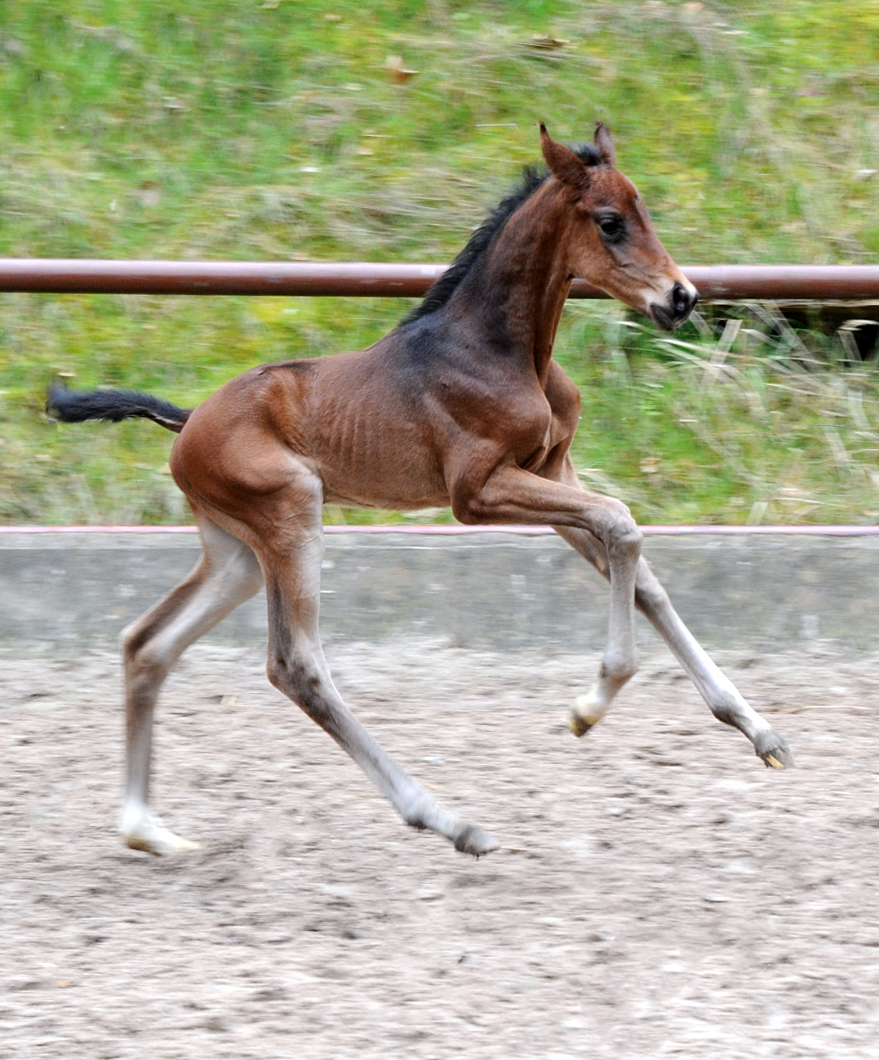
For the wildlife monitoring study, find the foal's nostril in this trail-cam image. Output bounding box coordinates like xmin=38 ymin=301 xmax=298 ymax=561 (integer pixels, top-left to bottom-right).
xmin=671 ymin=282 xmax=695 ymax=317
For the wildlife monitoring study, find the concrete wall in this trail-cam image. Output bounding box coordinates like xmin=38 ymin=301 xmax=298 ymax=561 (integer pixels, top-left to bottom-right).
xmin=2 ymin=528 xmax=878 ymax=652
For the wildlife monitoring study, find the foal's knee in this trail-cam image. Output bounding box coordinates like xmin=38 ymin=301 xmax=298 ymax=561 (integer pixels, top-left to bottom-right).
xmin=600 ymin=498 xmax=642 ymax=557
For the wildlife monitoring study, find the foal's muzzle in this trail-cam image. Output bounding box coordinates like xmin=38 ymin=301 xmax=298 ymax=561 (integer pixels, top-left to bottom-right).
xmin=650 ymin=282 xmax=699 ymax=332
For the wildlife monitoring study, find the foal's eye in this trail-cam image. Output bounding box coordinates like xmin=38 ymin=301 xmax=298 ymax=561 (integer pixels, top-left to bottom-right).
xmin=595 ymin=215 xmax=624 ymax=241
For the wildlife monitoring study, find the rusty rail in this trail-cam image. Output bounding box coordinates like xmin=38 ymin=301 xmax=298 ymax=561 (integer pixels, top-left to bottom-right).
xmin=1 ymin=259 xmax=879 ymax=300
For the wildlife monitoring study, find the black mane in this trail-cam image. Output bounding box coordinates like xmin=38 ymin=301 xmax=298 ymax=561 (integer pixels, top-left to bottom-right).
xmin=400 ymin=142 xmax=601 ymax=326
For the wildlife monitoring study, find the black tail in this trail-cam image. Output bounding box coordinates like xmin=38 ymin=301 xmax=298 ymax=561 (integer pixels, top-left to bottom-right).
xmin=46 ymin=383 xmax=192 ymax=434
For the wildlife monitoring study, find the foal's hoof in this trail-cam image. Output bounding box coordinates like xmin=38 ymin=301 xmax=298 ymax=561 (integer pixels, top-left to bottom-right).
xmin=568 ymin=712 xmax=596 ymax=738
xmin=122 ymin=814 xmax=200 ymax=856
xmin=569 ymin=693 xmax=604 ymax=738
xmin=454 ymin=825 xmax=500 ymax=858
xmin=756 ymin=732 xmax=796 ymax=770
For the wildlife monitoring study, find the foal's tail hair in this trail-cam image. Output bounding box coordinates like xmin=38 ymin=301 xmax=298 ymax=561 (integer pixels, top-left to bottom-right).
xmin=46 ymin=382 xmax=192 ymax=434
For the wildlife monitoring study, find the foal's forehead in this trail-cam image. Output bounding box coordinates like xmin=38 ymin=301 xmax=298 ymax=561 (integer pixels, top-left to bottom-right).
xmin=592 ymin=168 xmax=641 ymax=209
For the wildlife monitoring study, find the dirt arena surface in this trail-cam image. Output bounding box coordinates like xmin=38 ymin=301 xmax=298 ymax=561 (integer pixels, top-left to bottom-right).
xmin=2 ymin=638 xmax=879 ymax=1059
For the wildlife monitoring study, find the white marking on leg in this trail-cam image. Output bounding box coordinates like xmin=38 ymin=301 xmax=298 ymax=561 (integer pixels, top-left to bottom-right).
xmin=569 ymin=506 xmax=641 ymax=735
xmin=120 ymin=516 xmax=264 ymax=854
xmin=555 ymin=522 xmax=793 ymax=765
xmin=120 ymin=801 xmax=200 ymax=855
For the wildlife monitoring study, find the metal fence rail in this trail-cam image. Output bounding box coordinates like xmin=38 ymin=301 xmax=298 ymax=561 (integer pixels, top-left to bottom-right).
xmin=1 ymin=259 xmax=879 ymax=299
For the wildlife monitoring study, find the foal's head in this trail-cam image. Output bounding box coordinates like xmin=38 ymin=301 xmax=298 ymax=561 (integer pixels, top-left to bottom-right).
xmin=540 ymin=123 xmax=697 ymax=331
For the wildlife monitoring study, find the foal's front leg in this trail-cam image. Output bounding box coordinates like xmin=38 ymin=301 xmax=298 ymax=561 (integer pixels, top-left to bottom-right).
xmin=554 ymin=523 xmax=794 ymax=768
xmin=452 ymin=463 xmax=645 ymax=723
xmin=545 ymin=456 xmax=793 ymax=766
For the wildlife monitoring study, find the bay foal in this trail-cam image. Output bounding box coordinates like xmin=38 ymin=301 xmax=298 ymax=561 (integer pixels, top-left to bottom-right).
xmin=48 ymin=124 xmax=793 ymax=857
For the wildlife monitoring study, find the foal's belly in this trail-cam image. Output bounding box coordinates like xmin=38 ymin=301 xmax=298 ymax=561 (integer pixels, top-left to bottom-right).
xmin=319 ymin=463 xmax=451 ymax=512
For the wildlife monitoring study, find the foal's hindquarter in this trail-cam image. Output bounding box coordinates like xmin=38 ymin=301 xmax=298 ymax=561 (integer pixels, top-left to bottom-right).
xmin=64 ymin=125 xmax=793 ymax=858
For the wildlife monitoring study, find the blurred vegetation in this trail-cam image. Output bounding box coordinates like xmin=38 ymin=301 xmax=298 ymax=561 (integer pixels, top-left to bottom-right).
xmin=2 ymin=0 xmax=879 ymax=525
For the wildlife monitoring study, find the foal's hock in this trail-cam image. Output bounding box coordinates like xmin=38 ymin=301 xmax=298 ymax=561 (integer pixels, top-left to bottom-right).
xmin=47 ymin=123 xmax=793 ymax=858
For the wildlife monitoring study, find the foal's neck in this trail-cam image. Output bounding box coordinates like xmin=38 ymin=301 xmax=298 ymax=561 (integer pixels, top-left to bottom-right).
xmin=453 ymin=180 xmax=573 ymax=382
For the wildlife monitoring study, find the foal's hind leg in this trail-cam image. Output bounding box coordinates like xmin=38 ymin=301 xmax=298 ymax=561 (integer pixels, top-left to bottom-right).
xmin=251 ymin=473 xmax=498 ymax=856
xmin=121 ymin=516 xmax=264 ymax=854
xmin=555 ymin=523 xmax=793 ymax=768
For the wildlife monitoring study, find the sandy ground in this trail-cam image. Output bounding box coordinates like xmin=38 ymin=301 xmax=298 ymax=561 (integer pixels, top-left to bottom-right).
xmin=2 ymin=638 xmax=879 ymax=1059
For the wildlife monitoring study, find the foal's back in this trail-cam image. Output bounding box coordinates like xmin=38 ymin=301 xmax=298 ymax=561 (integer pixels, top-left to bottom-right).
xmin=170 ymin=328 xmax=462 ymax=516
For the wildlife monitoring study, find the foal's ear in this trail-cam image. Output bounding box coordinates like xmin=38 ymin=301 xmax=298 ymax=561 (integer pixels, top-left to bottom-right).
xmin=539 ymin=122 xmax=591 ymax=190
xmin=594 ymin=121 xmax=616 ymax=167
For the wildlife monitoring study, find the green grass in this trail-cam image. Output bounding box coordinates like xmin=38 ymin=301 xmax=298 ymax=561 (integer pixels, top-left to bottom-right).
xmin=3 ymin=0 xmax=879 ymax=525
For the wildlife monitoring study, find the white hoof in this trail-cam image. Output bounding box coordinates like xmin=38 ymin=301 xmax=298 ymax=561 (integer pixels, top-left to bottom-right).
xmin=569 ymin=690 xmax=607 ymax=737
xmin=121 ymin=812 xmax=200 ymax=856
